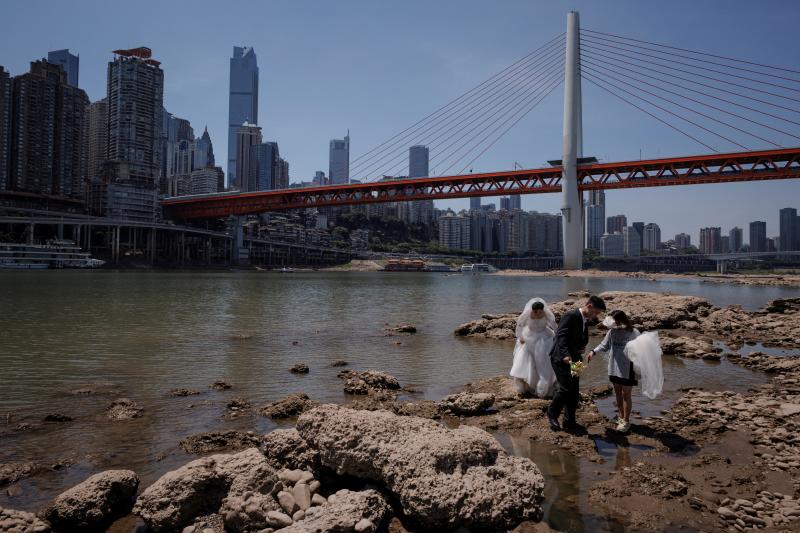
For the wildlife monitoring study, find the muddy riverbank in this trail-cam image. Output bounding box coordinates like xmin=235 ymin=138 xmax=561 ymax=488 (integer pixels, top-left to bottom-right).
xmin=2 ymin=290 xmax=799 ymax=531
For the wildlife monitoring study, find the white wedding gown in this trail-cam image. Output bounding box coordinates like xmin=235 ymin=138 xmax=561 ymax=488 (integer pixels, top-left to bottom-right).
xmin=509 ymin=316 xmax=556 ymax=397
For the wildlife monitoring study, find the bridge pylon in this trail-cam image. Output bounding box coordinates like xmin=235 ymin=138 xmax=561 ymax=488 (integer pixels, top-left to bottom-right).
xmin=560 ymin=10 xmax=584 ymax=270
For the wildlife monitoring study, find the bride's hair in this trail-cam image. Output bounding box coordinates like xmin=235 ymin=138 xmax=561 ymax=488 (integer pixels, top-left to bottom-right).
xmin=531 ymin=301 xmax=545 ymax=311
xmin=610 ymin=310 xmax=633 ymax=331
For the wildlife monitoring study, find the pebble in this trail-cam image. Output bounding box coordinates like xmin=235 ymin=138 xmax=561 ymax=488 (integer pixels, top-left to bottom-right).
xmin=266 ymin=510 xmax=293 ymax=528
xmin=292 ymin=510 xmax=305 ymax=522
xmin=182 ymin=527 xmax=196 ymax=533
xmin=311 ymin=493 xmax=327 ymax=506
xmin=277 ymin=490 xmax=298 ymax=515
xmin=293 ymin=482 xmax=312 ymax=511
xmin=355 ymin=518 xmax=375 ymax=533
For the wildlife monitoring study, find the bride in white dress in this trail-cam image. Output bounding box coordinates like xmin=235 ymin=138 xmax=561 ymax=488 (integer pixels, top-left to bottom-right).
xmin=510 ymin=297 xmax=557 ymax=397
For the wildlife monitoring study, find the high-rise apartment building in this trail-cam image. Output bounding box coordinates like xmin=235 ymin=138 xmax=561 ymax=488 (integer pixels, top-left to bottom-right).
xmin=675 ymin=233 xmax=691 ymax=249
xmin=728 ymin=227 xmax=743 ymax=253
xmin=227 ymin=46 xmax=258 ymax=188
xmin=234 ymin=122 xmax=262 ymax=192
xmin=500 ymin=197 xmax=511 ymax=211
xmin=47 ymin=49 xmax=79 ymax=87
xmin=9 ymin=60 xmax=89 ymax=199
xmin=84 ymin=98 xmax=107 ymax=180
xmin=509 ymin=194 xmax=521 ymax=210
xmin=643 ymin=223 xmax=661 ymax=251
xmin=470 ymin=197 xmax=481 ymax=211
xmin=408 ymin=145 xmax=433 ymax=225
xmin=329 ymin=133 xmax=350 ymax=184
xmin=632 ymin=221 xmax=645 ymax=251
xmin=189 ymin=167 xmax=222 ymax=195
xmin=528 ymin=212 xmax=562 ymax=252
xmin=779 ymin=207 xmax=798 ymax=252
xmin=0 ymin=67 xmax=11 ymax=190
xmin=700 ymin=227 xmax=722 ymax=254
xmin=749 ymin=221 xmax=767 ymax=252
xmin=606 ymin=214 xmax=627 ymax=235
xmin=720 ymin=236 xmax=730 ymax=253
xmin=623 ymin=226 xmax=641 ymax=257
xmin=586 ymin=190 xmax=605 ymax=250
xmin=439 ymin=214 xmax=470 ymax=250
xmin=601 ymin=232 xmax=625 ymax=257
xmin=107 ymin=47 xmax=164 ymax=186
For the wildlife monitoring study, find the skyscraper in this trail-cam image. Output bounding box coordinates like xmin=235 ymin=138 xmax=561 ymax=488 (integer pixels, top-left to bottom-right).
xmin=749 ymin=221 xmax=767 ymax=252
xmin=235 ymin=122 xmax=262 ymax=192
xmin=509 ymin=194 xmax=521 ymax=210
xmin=600 ymin=232 xmax=625 ymax=257
xmin=470 ymin=197 xmax=481 ymax=211
xmin=606 ymin=214 xmax=627 ymax=235
xmin=500 ymin=197 xmax=511 ymax=211
xmin=227 ymin=46 xmax=258 ymax=188
xmin=700 ymin=227 xmax=722 ymax=254
xmin=251 ymin=141 xmax=281 ymax=191
xmin=47 ymin=49 xmax=79 ymax=87
xmin=643 ymin=223 xmax=661 ymax=251
xmin=779 ymin=207 xmax=798 ymax=251
xmin=0 ymin=67 xmax=10 ymax=190
xmin=194 ymin=127 xmax=215 ymax=169
xmin=586 ymin=190 xmax=605 ymax=250
xmin=623 ymin=226 xmax=641 ymax=257
xmin=728 ymin=227 xmax=743 ymax=252
xmin=107 ymin=47 xmax=164 ymax=185
xmin=632 ymin=221 xmax=645 ymax=251
xmin=408 ymin=145 xmax=432 ymax=225
xmin=329 ymin=133 xmax=350 ymax=184
xmin=675 ymin=233 xmax=691 ymax=249
xmin=85 ymin=98 xmax=107 ymax=180
xmin=9 ymin=60 xmax=89 ymax=198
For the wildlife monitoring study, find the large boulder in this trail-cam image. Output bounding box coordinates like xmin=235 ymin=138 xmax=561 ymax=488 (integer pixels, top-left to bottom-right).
xmin=260 ymin=429 xmax=320 ymax=471
xmin=0 ymin=506 xmax=50 ymax=532
xmin=280 ymin=489 xmax=390 ymax=533
xmin=438 ymin=392 xmax=495 ymax=415
xmin=40 ymin=470 xmax=138 ymax=531
xmin=133 ymin=448 xmax=277 ymax=532
xmin=296 ymin=405 xmax=544 ymax=530
xmin=260 ymin=393 xmax=319 ymax=419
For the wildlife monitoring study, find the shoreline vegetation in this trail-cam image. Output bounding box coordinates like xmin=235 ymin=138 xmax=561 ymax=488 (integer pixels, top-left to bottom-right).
xmin=1 ymin=292 xmax=799 ymax=531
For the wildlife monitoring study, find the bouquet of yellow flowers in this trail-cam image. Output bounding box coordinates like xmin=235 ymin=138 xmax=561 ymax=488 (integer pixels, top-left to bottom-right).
xmin=570 ymin=361 xmax=586 ymax=378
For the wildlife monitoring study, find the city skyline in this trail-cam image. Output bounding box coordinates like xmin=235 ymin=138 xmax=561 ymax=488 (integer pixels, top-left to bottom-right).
xmin=0 ymin=0 xmax=798 ymax=239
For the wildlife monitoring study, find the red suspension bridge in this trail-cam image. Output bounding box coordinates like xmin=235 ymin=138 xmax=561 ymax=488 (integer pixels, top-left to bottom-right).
xmin=162 ymin=12 xmax=800 ymax=268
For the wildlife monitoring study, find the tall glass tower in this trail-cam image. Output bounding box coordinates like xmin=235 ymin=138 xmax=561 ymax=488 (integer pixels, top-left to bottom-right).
xmin=227 ymin=46 xmax=258 ymax=188
xmin=329 ymin=132 xmax=350 ymax=184
xmin=48 ymin=49 xmax=79 ymax=87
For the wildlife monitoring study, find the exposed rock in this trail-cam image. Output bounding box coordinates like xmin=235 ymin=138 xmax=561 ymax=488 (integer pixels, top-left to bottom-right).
xmin=179 ymin=431 xmax=260 ymax=454
xmin=0 ymin=462 xmax=38 ymax=486
xmin=0 ymin=506 xmax=51 ymax=532
xmin=43 ymin=413 xmax=73 ymax=422
xmin=41 ymin=470 xmax=139 ymax=531
xmin=226 ymin=397 xmax=250 ymax=411
xmin=106 ymin=398 xmax=143 ymax=420
xmin=290 ymin=363 xmax=309 ymax=374
xmin=660 ymin=335 xmax=719 ymax=359
xmin=338 ymin=370 xmax=401 ymax=395
xmin=280 ymin=489 xmax=390 ymax=533
xmin=134 ymin=448 xmax=278 ymax=533
xmin=210 ymin=380 xmax=232 ymax=390
xmin=590 ymin=461 xmax=688 ymax=500
xmin=438 ymin=392 xmax=495 ymax=415
xmin=172 ymin=388 xmax=201 ymax=397
xmin=296 ymin=404 xmax=544 ymax=530
xmin=260 ymin=394 xmax=318 ymax=420
xmin=260 ymin=429 xmax=320 ymax=473
xmin=331 ymin=359 xmax=349 ymax=367
xmin=384 ymin=324 xmax=417 ymax=335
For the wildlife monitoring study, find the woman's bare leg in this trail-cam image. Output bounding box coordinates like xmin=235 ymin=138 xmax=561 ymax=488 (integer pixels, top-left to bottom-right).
xmin=622 ymin=386 xmax=633 ymax=422
xmin=613 ymin=383 xmax=624 ymax=421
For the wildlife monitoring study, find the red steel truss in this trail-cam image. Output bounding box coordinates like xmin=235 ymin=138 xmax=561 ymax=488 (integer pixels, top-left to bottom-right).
xmin=163 ymin=148 xmax=800 ymax=219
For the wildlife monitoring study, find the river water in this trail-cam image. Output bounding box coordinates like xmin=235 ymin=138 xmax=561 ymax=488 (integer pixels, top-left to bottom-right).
xmin=1 ymin=271 xmax=798 ymax=531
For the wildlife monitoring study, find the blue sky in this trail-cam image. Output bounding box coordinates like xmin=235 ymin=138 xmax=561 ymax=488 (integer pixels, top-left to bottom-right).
xmin=2 ymin=0 xmax=798 ymax=243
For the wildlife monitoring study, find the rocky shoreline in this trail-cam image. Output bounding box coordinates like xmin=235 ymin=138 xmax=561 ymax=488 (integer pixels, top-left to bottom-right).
xmin=494 ymin=269 xmax=800 ymax=288
xmin=2 ymin=291 xmax=799 ymax=532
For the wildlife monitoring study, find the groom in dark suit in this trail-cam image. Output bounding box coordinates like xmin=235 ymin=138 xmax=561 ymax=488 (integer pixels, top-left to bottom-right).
xmin=547 ymin=294 xmax=606 ymax=431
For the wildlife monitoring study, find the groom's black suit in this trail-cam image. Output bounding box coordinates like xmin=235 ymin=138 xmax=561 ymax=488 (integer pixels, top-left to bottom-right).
xmin=547 ymin=308 xmax=589 ymax=427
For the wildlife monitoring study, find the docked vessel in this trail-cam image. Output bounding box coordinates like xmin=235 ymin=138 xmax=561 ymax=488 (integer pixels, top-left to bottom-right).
xmin=459 ymin=263 xmax=492 ymax=273
xmin=0 ymin=241 xmax=106 ymax=269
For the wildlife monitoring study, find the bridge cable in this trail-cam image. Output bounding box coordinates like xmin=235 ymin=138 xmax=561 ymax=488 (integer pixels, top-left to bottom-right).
xmin=581 ymin=70 xmax=749 ymax=150
xmin=579 ymin=35 xmax=800 ymax=94
xmin=581 ymin=28 xmax=800 ymax=78
xmin=581 ymin=72 xmax=719 ymax=152
xmin=350 ymin=40 xmax=566 ymax=179
xmin=365 ymin=63 xmax=564 ymax=182
xmin=579 ymin=47 xmax=800 ymax=116
xmin=357 ymin=54 xmax=566 ymax=181
xmin=579 ymin=41 xmax=800 ymax=104
xmin=580 ymin=53 xmax=800 ymax=130
xmin=580 ymin=62 xmax=783 ymax=147
xmin=372 ymin=63 xmax=565 ymax=181
xmin=347 ymin=33 xmax=565 ymax=170
xmin=351 ymin=42 xmax=565 ymax=180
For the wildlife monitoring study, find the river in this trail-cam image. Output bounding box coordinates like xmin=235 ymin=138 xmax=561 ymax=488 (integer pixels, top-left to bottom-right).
xmin=1 ymin=270 xmax=798 ymax=530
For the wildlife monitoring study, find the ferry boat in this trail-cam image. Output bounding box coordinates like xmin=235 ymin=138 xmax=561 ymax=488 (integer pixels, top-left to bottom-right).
xmin=0 ymin=241 xmax=106 ymax=269
xmin=460 ymin=263 xmax=492 ymax=274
